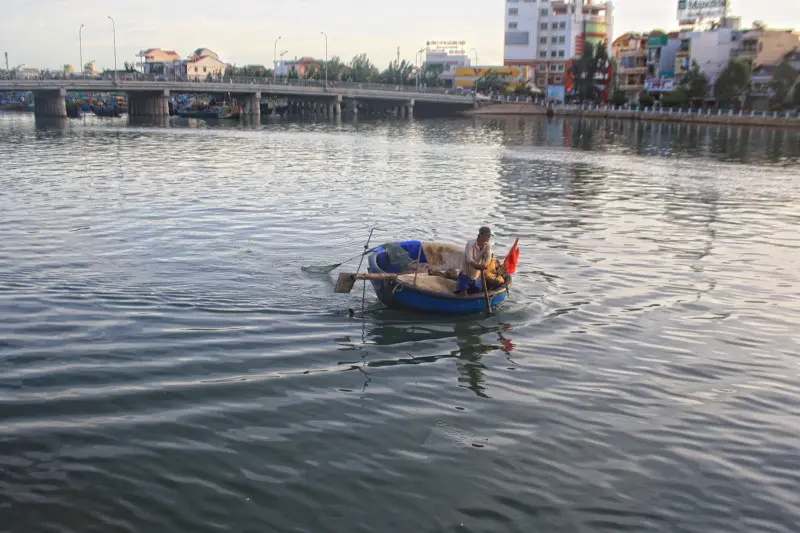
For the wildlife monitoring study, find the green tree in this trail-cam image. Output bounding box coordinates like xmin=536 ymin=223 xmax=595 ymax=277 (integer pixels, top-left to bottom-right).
xmin=661 ymin=86 xmax=690 ymax=108
xmin=304 ymin=63 xmax=320 ymax=80
xmin=348 ymin=53 xmax=379 ymax=83
xmin=325 ymin=56 xmax=346 ymax=81
xmin=639 ymin=92 xmax=655 ymax=107
xmin=570 ymin=42 xmax=611 ymax=103
xmin=380 ymin=59 xmax=414 ymax=85
xmin=715 ymin=59 xmax=751 ymax=108
xmin=610 ymin=90 xmax=627 ymax=106
xmin=476 ymin=69 xmax=506 ymax=93
xmin=679 ymin=60 xmax=710 ymax=101
xmin=423 ymin=64 xmax=444 ymax=87
xmin=514 ymin=81 xmax=532 ymax=96
xmin=769 ymin=57 xmax=798 ymax=108
xmin=288 ymin=67 xmax=299 ymax=80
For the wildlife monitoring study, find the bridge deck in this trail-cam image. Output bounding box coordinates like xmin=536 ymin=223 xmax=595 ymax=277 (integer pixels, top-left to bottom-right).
xmin=0 ymin=80 xmax=473 ymax=105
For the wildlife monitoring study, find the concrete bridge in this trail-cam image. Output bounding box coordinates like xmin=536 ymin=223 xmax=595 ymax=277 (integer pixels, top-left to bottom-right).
xmin=0 ymin=79 xmax=475 ymax=118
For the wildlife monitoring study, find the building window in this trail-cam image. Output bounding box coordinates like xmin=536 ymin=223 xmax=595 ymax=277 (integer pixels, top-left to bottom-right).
xmin=508 ymin=22 xmax=518 ymax=29
xmin=203 ymin=66 xmax=207 ymax=72
xmin=508 ymin=8 xmax=518 ymax=15
xmin=538 ymin=64 xmax=547 ymax=72
xmin=558 ymin=50 xmax=565 ymax=57
xmin=539 ymin=51 xmax=547 ymax=58
xmin=537 ymin=78 xmax=546 ymax=86
xmin=559 ymin=21 xmax=566 ymax=29
xmin=551 ymin=51 xmax=558 ymax=57
xmin=552 ymin=22 xmax=558 ymax=29
xmin=540 ymin=37 xmax=547 ymax=44
xmin=558 ymin=64 xmax=565 ymax=72
xmin=550 ymin=64 xmax=558 ymax=71
xmin=554 ymin=76 xmax=562 ymax=82
xmin=540 ymin=22 xmax=548 ymax=30
xmin=194 ymin=66 xmax=199 ymax=72
xmin=551 ymin=36 xmax=558 ymax=44
xmin=540 ymin=8 xmax=548 ymax=16
xmin=559 ymin=36 xmax=565 ymax=44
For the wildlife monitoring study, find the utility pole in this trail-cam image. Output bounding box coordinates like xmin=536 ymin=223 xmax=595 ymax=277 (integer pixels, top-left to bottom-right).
xmin=4 ymin=52 xmax=8 ymax=72
xmin=397 ymin=46 xmax=400 ymax=63
xmin=273 ymin=36 xmax=281 ymax=82
xmin=320 ymin=31 xmax=328 ymax=88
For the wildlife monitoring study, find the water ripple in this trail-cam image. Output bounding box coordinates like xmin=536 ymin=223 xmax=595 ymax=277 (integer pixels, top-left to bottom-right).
xmin=1 ymin=113 xmax=799 ymax=533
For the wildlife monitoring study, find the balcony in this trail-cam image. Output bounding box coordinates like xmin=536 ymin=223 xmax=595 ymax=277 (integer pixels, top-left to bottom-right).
xmin=619 ymin=66 xmax=647 ymax=75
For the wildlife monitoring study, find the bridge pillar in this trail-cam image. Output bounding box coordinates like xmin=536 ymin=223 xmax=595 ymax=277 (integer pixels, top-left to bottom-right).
xmin=351 ymin=100 xmax=358 ymax=117
xmin=128 ymin=90 xmax=169 ymax=117
xmin=243 ymin=92 xmax=261 ymax=116
xmin=33 ymin=89 xmax=67 ymax=118
xmin=407 ymin=99 xmax=415 ymax=119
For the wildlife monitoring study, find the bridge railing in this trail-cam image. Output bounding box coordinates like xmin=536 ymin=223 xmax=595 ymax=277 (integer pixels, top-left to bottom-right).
xmin=0 ymin=73 xmax=471 ymax=97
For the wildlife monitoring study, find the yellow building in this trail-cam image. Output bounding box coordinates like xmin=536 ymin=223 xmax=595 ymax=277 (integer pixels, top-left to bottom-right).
xmin=454 ymin=66 xmax=531 ymax=89
xmin=734 ymin=28 xmax=800 ymax=69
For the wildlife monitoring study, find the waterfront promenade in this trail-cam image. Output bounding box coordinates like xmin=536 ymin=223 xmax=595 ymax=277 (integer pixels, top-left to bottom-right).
xmin=0 ymin=78 xmax=474 ymax=118
xmin=467 ymin=101 xmax=800 ymax=128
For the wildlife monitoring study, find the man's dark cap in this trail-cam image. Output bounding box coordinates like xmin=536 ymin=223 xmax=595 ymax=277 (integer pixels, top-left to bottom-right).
xmin=479 ymin=226 xmax=494 ymax=237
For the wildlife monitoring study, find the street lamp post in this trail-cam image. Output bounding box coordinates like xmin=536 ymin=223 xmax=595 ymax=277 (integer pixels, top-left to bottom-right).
xmin=79 ymin=24 xmax=84 ymax=76
xmin=320 ymin=31 xmax=328 ymax=89
xmin=280 ymin=50 xmax=288 ymax=81
xmin=470 ymin=48 xmax=479 ymax=95
xmin=273 ymin=36 xmax=281 ymax=82
xmin=107 ymin=16 xmax=117 ymax=82
xmin=415 ymin=47 xmax=426 ymax=90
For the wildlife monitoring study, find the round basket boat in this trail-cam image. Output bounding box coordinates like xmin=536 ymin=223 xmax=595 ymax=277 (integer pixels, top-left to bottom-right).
xmin=366 ymin=240 xmax=512 ymax=315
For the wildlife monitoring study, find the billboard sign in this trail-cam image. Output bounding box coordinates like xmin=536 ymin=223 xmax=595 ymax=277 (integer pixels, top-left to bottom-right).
xmin=644 ymin=78 xmax=675 ymax=92
xmin=647 ymin=34 xmax=668 ymax=48
xmin=426 ymin=40 xmax=467 ymax=54
xmin=547 ymin=85 xmax=566 ymax=101
xmin=677 ymin=0 xmax=727 ymax=27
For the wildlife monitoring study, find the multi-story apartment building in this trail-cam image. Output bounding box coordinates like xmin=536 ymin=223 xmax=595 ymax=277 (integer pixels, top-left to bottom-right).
xmin=612 ymin=32 xmax=648 ymax=98
xmin=503 ymin=0 xmax=613 ymax=100
xmin=732 ymin=28 xmax=799 ymax=69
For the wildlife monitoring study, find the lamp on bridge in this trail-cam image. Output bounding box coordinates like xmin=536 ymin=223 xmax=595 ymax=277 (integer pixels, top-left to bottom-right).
xmin=107 ymin=16 xmax=117 ymax=83
xmin=273 ymin=36 xmax=281 ymax=82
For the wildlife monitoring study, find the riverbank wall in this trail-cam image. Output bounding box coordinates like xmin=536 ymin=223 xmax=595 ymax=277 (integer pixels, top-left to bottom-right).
xmin=464 ymin=103 xmax=800 ymax=129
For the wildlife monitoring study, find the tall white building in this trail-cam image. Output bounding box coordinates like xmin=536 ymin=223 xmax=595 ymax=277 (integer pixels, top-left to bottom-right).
xmin=504 ymin=0 xmax=614 ymax=98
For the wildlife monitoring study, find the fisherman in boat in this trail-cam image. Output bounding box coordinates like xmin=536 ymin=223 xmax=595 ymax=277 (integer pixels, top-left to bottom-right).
xmin=456 ymin=227 xmax=494 ymax=295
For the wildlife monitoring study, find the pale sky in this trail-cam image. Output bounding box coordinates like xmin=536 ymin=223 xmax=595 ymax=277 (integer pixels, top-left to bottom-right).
xmin=0 ymin=0 xmax=797 ymax=70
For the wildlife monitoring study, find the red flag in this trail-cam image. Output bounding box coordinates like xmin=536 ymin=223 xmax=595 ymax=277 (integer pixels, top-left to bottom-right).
xmin=503 ymin=238 xmax=520 ymax=275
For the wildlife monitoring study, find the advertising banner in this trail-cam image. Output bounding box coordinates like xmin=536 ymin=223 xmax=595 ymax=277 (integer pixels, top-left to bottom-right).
xmin=644 ymin=78 xmax=675 ymax=92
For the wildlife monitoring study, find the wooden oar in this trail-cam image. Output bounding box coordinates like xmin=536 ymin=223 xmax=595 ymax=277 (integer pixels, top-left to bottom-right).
xmin=334 ymin=272 xmax=399 ymax=293
xmin=481 ymin=271 xmax=492 ymax=314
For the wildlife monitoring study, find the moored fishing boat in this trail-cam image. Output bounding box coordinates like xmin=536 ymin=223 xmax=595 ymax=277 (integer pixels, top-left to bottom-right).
xmin=91 ymin=103 xmax=121 ymax=117
xmin=177 ymin=104 xmax=242 ymax=119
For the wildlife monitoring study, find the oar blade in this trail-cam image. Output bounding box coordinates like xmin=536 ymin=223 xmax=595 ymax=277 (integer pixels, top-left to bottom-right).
xmin=302 ymin=263 xmax=342 ymax=274
xmin=334 ymin=273 xmax=357 ymax=294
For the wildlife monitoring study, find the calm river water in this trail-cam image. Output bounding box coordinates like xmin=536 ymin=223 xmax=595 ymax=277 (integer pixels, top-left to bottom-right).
xmin=1 ymin=112 xmax=799 ymax=533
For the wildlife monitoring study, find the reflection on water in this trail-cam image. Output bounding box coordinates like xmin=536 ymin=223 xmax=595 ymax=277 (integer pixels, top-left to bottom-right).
xmin=1 ymin=112 xmax=799 ymax=533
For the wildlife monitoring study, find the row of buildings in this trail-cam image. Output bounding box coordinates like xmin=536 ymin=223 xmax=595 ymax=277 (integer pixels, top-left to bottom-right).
xmin=497 ymin=0 xmax=800 ymax=104
xmin=613 ymin=20 xmax=800 ymax=103
xmin=137 ymin=47 xmax=230 ymax=80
